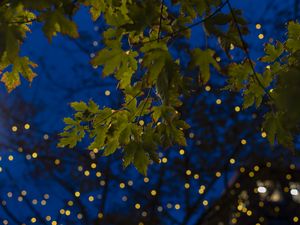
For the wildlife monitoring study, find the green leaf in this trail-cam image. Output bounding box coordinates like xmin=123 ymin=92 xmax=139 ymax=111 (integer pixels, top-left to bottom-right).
xmin=225 ymin=62 xmax=252 ymax=91
xmin=133 ymin=148 xmax=150 ymax=176
xmin=119 ymin=124 xmax=132 ymax=145
xmin=190 ymin=48 xmax=220 ymax=84
xmin=88 ymin=126 xmax=108 ymax=150
xmin=70 ymin=101 xmax=88 ymax=111
xmin=286 ymin=21 xmax=300 ymax=52
xmin=42 ymin=10 xmax=79 ymax=42
xmin=0 ymin=57 xmax=37 ymax=92
xmin=84 ymin=0 xmax=105 ymax=21
xmin=104 ymin=137 xmax=119 ymax=156
xmin=123 ymin=142 xmax=138 ymax=168
xmin=260 ymin=41 xmax=284 ymax=62
xmin=152 ymin=106 xmax=162 ymax=122
xmin=263 ymin=112 xmax=294 ymax=149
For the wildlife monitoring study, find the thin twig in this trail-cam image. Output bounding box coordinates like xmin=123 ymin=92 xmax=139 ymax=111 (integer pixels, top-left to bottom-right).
xmin=227 ymin=0 xmax=274 ymax=103
xmin=157 ymin=0 xmax=165 ymax=42
xmin=136 ymin=0 xmax=229 ymax=46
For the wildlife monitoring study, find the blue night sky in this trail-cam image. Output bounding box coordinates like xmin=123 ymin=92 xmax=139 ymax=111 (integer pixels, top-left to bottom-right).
xmin=0 ymin=0 xmax=299 ymax=225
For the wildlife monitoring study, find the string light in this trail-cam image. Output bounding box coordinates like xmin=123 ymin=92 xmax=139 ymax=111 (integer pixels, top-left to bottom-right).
xmin=205 ymin=85 xmax=211 ymax=91
xmin=12 ymin=126 xmax=18 ymax=132
xmin=261 ymin=132 xmax=267 ymax=138
xmin=88 ymin=196 xmax=94 ymax=202
xmin=235 ymin=106 xmax=241 ymax=112
xmin=179 ymin=149 xmax=185 ymax=155
xmin=151 ymin=190 xmax=157 ymax=196
xmin=135 ymin=203 xmax=141 ymax=209
xmin=241 ymin=139 xmax=247 ymax=145
xmin=186 ymin=170 xmax=192 ymax=175
xmin=258 ymin=34 xmax=264 ymax=39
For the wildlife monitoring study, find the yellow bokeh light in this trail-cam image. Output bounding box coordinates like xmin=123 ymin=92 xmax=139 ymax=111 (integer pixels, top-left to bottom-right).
xmin=184 ymin=183 xmax=190 ymax=189
xmin=179 ymin=149 xmax=185 ymax=155
xmin=75 ymin=191 xmax=80 ymax=197
xmin=150 ymin=190 xmax=157 ymax=196
xmin=235 ymin=106 xmax=240 ymax=112
xmin=290 ymin=164 xmax=296 ymax=170
xmin=286 ymin=174 xmax=292 ymax=180
xmin=96 ymin=172 xmax=102 ymax=177
xmin=258 ymin=34 xmax=264 ymax=39
xmin=256 ymin=24 xmax=262 ymax=29
xmin=65 ymin=210 xmax=71 ymax=216
xmin=203 ymin=200 xmax=208 ymax=206
xmin=46 ymin=216 xmax=51 ymax=221
xmin=230 ymin=158 xmax=236 ymax=164
xmin=24 ymin=123 xmax=30 ymax=130
xmin=205 ymin=85 xmax=211 ymax=92
xmin=241 ymin=139 xmax=247 ymax=145
xmin=174 ymin=204 xmax=180 ymax=210
xmin=105 ymin=90 xmax=111 ymax=96
xmin=120 ymin=183 xmax=125 ymax=189
xmin=12 ymin=126 xmax=18 ymax=132
xmin=216 ymin=99 xmax=222 ymax=105
xmin=261 ymin=132 xmax=267 ymax=138
xmin=247 ymin=210 xmax=252 ymax=216
xmin=259 ymin=201 xmax=264 ymax=207
xmin=31 ymin=217 xmax=36 ymax=223
xmin=135 ymin=203 xmax=141 ymax=209
xmin=162 ymin=157 xmax=168 ymax=163
xmin=68 ymin=201 xmax=73 ymax=206
xmin=88 ymin=196 xmax=94 ymax=202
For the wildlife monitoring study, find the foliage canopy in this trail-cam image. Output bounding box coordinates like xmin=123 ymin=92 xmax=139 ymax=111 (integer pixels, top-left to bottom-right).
xmin=1 ymin=0 xmax=300 ymax=175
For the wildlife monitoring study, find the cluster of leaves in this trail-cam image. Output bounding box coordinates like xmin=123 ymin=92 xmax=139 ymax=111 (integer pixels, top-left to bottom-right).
xmin=55 ymin=0 xmax=229 ymax=174
xmin=58 ymin=98 xmax=189 ymax=175
xmin=2 ymin=0 xmax=300 ymax=174
xmin=0 ymin=0 xmax=82 ymax=91
xmin=225 ymin=21 xmax=300 ymax=149
xmin=0 ymin=3 xmax=37 ymax=92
